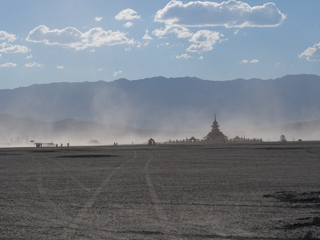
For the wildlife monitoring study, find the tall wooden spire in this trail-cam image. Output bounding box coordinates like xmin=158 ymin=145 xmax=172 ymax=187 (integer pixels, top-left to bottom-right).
xmin=205 ymin=114 xmax=227 ymax=142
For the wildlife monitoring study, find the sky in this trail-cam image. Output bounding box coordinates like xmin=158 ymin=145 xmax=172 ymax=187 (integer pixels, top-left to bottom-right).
xmin=0 ymin=0 xmax=320 ymax=89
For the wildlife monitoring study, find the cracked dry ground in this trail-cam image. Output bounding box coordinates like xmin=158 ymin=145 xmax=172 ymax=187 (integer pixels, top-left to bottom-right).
xmin=0 ymin=142 xmax=319 ymax=239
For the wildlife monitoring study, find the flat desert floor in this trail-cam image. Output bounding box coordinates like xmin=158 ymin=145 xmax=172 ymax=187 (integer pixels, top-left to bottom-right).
xmin=0 ymin=142 xmax=319 ymax=239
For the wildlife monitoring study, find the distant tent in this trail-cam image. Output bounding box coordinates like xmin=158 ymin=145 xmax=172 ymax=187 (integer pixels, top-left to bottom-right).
xmin=187 ymin=136 xmax=199 ymax=142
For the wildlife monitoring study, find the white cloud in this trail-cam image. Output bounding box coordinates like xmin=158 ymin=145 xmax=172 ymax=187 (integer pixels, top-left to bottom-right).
xmin=153 ymin=24 xmax=225 ymax=54
xmin=114 ymin=70 xmax=123 ymax=77
xmin=124 ymin=22 xmax=134 ymax=28
xmin=157 ymin=42 xmax=170 ymax=48
xmin=95 ymin=17 xmax=103 ymax=22
xmin=299 ymin=42 xmax=320 ymax=61
xmin=190 ymin=30 xmax=223 ymax=44
xmin=187 ymin=43 xmax=213 ymax=52
xmin=199 ymin=56 xmax=204 ymax=60
xmin=153 ymin=25 xmax=192 ymax=39
xmin=0 ymin=62 xmax=17 ymax=67
xmin=57 ymin=65 xmax=64 ymax=69
xmin=0 ymin=31 xmax=16 ymax=42
xmin=0 ymin=42 xmax=30 ymax=54
xmin=240 ymin=59 xmax=259 ymax=64
xmin=27 ymin=25 xmax=135 ymax=50
xmin=98 ymin=68 xmax=104 ymax=71
xmin=26 ymin=54 xmax=33 ymax=59
xmin=187 ymin=30 xmax=225 ymax=53
xmin=27 ymin=25 xmax=82 ymax=46
xmin=143 ymin=34 xmax=152 ymax=40
xmin=25 ymin=62 xmax=43 ymax=68
xmin=234 ymin=30 xmax=239 ymax=35
xmin=176 ymin=53 xmax=191 ymax=59
xmin=115 ymin=9 xmax=140 ymax=21
xmin=155 ymin=0 xmax=286 ymax=28
xmin=142 ymin=30 xmax=152 ymax=40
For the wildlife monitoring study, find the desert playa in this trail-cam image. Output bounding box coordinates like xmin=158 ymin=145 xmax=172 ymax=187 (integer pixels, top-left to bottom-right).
xmin=0 ymin=142 xmax=319 ymax=239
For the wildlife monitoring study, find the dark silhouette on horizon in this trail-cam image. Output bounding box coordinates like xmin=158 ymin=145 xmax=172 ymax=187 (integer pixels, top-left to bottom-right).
xmin=204 ymin=114 xmax=228 ymax=142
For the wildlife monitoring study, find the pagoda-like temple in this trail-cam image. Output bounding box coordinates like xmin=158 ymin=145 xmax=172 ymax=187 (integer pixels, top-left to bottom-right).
xmin=204 ymin=114 xmax=228 ymax=142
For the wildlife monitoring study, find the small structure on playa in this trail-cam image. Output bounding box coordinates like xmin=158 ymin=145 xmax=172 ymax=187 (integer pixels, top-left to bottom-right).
xmin=230 ymin=136 xmax=262 ymax=143
xmin=164 ymin=114 xmax=264 ymax=144
xmin=187 ymin=136 xmax=199 ymax=143
xmin=148 ymin=138 xmax=156 ymax=145
xmin=31 ymin=140 xmax=55 ymax=147
xmin=280 ymin=135 xmax=287 ymax=142
xmin=204 ymin=114 xmax=228 ymax=142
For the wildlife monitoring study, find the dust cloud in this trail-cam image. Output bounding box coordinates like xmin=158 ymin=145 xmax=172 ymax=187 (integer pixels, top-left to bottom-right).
xmin=1 ymin=77 xmax=320 ymax=147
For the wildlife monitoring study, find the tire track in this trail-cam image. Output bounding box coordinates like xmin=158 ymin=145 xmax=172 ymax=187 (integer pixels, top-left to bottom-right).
xmin=61 ymin=151 xmax=138 ymax=239
xmin=43 ymin=154 xmax=91 ymax=193
xmin=144 ymin=151 xmax=177 ymax=236
xmin=33 ymin=156 xmax=74 ymax=226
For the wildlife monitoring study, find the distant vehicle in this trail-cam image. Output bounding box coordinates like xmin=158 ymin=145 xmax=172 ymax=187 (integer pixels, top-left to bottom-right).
xmin=30 ymin=140 xmax=55 ymax=147
xmin=280 ymin=135 xmax=287 ymax=142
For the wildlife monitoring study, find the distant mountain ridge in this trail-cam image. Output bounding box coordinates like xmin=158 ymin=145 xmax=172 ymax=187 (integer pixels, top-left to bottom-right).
xmin=0 ymin=74 xmax=320 ymax=139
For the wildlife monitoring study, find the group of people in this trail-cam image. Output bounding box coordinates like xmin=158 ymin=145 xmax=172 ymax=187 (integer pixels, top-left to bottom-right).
xmin=55 ymin=143 xmax=69 ymax=147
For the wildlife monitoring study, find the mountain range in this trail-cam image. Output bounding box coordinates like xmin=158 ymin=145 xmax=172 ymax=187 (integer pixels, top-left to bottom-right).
xmin=1 ymin=74 xmax=320 ymax=144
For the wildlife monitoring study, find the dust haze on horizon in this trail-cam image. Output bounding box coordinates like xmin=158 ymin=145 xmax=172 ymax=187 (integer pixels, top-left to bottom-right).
xmin=1 ymin=0 xmax=320 ymax=145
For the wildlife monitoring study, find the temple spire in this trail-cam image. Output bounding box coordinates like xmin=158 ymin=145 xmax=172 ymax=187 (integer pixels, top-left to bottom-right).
xmin=205 ymin=113 xmax=227 ymax=142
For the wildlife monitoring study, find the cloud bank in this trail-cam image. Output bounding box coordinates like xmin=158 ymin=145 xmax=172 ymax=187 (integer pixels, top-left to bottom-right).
xmin=299 ymin=43 xmax=320 ymax=61
xmin=26 ymin=25 xmax=135 ymax=50
xmin=0 ymin=31 xmax=16 ymax=42
xmin=0 ymin=42 xmax=30 ymax=54
xmin=155 ymin=0 xmax=286 ymax=28
xmin=153 ymin=0 xmax=285 ymax=54
xmin=0 ymin=31 xmax=30 ymax=54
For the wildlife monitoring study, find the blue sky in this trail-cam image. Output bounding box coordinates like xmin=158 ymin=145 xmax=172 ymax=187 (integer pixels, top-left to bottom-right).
xmin=0 ymin=0 xmax=320 ymax=89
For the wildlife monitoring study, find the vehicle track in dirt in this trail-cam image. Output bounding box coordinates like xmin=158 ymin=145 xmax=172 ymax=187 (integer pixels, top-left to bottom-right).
xmin=33 ymin=150 xmax=140 ymax=239
xmin=144 ymin=150 xmax=178 ymax=237
xmin=60 ymin=151 xmax=138 ymax=239
xmin=1 ymin=143 xmax=320 ymax=239
xmin=33 ymin=156 xmax=73 ymax=223
xmin=43 ymin=154 xmax=92 ymax=193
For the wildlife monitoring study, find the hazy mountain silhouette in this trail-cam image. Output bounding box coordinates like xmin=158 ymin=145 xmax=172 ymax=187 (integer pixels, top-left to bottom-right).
xmin=0 ymin=74 xmax=320 ymax=138
xmin=0 ymin=114 xmax=202 ymax=145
